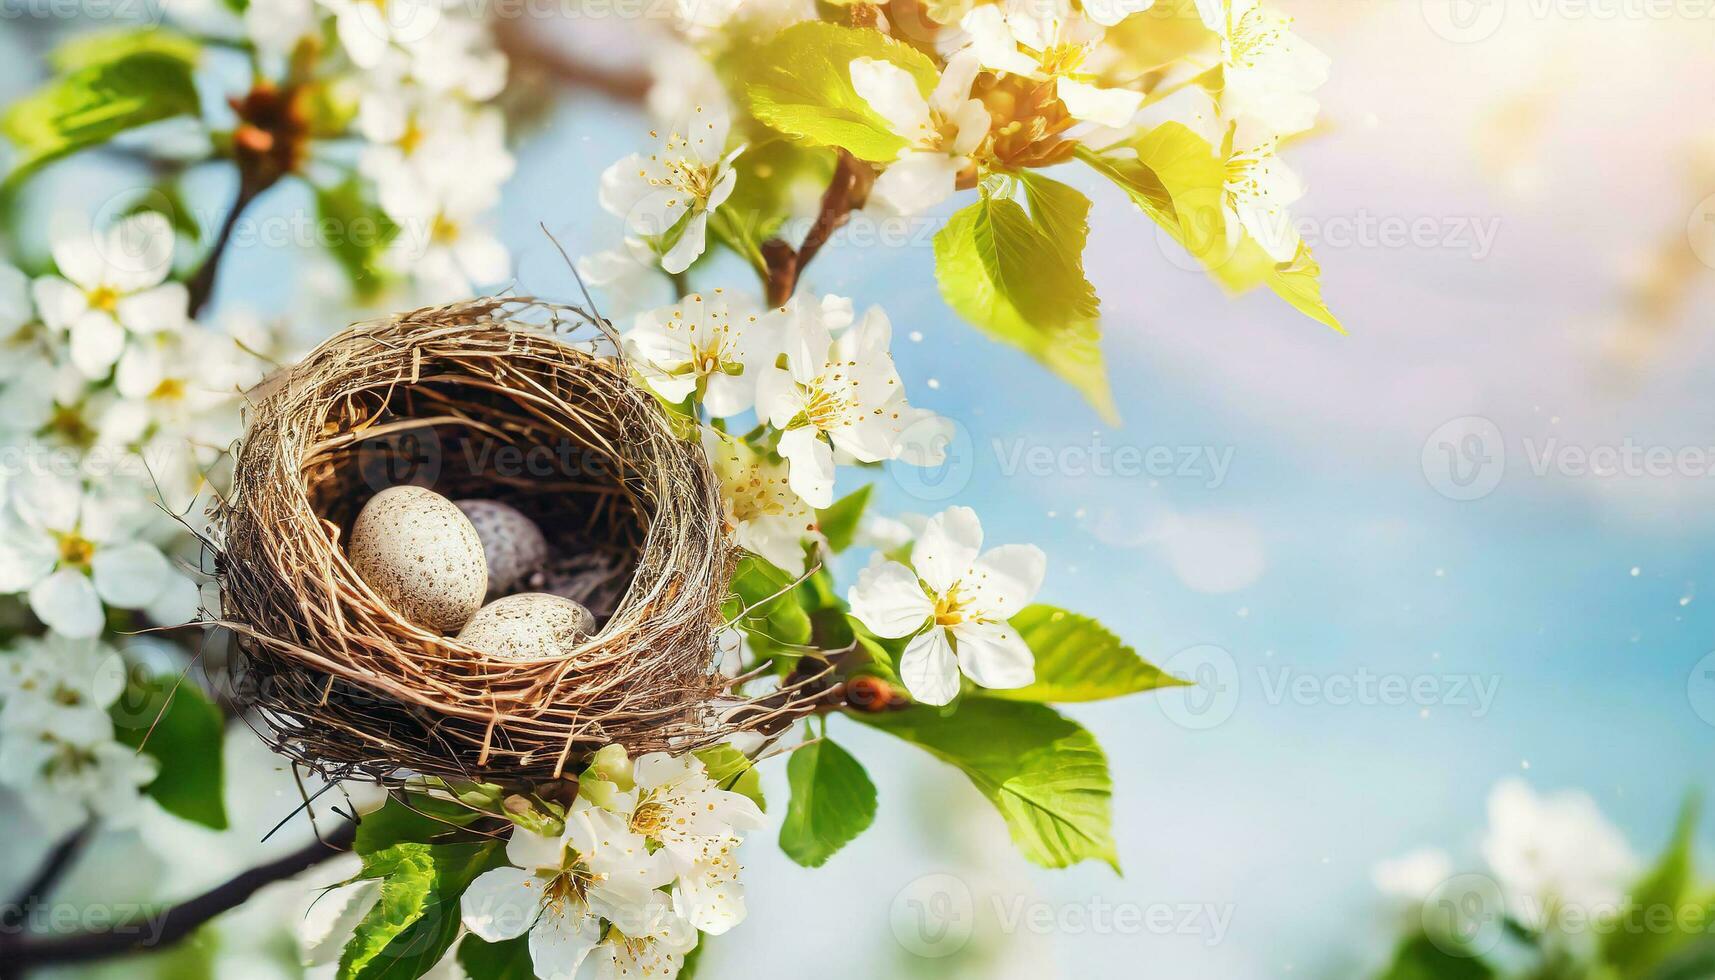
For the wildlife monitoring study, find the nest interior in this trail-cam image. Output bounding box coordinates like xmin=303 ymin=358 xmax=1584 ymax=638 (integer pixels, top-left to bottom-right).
xmin=217 ymin=299 xmax=754 ymax=783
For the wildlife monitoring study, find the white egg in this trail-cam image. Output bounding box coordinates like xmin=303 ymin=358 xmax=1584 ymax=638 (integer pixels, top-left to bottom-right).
xmin=454 ymin=499 xmax=550 ymax=600
xmin=456 ymin=593 xmax=596 ymax=661
xmin=347 ymin=486 xmax=487 ymax=632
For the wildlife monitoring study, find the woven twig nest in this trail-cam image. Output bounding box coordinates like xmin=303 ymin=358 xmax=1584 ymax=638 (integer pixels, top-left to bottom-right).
xmin=215 ymin=298 xmax=804 ymax=784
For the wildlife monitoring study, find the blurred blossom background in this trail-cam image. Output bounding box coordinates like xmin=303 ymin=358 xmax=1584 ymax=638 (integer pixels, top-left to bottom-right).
xmin=4 ymin=0 xmax=1715 ymax=977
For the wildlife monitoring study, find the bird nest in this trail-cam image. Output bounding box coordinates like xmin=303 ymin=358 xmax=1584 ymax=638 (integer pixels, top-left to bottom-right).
xmin=213 ymin=298 xmax=813 ymax=785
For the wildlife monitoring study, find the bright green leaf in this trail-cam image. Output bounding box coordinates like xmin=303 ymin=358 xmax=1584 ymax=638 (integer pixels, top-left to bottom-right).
xmin=695 ymin=744 xmax=766 ymax=813
xmin=1601 ymin=797 xmax=1702 ymax=976
xmin=455 ymin=934 xmax=534 ymax=980
xmin=1376 ymin=933 xmax=1496 ymax=980
xmin=3 ymin=49 xmax=201 ymax=184
xmin=817 ymin=484 xmax=872 ymax=553
xmin=340 ymin=841 xmax=502 ymax=980
xmin=739 ymin=22 xmax=938 ymax=162
xmin=934 ymin=179 xmax=1116 ymax=423
xmin=725 ymin=555 xmax=813 ymax=648
xmin=779 ymin=737 xmax=878 ymax=867
xmin=314 ymin=176 xmax=395 ymax=301
xmin=854 ymin=699 xmax=1119 ymax=872
xmin=111 ymin=674 xmax=228 ymax=831
xmin=983 ymin=605 xmax=1187 ymax=703
xmin=355 ymin=794 xmax=483 ymax=856
xmin=49 ymin=29 xmax=202 ymax=72
xmin=709 ymin=138 xmax=836 ymax=273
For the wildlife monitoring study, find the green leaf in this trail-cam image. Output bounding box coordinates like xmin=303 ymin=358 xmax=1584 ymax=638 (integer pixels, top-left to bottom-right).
xmin=3 ymin=48 xmax=201 ymax=184
xmin=1602 ymin=797 xmax=1702 ymax=976
xmin=853 ymin=699 xmax=1119 ymax=872
xmin=355 ymin=794 xmax=483 ymax=856
xmin=1077 ymin=125 xmax=1343 ymax=332
xmin=340 ymin=841 xmax=502 ymax=980
xmin=695 ymin=744 xmax=766 ymax=812
xmin=934 ymin=179 xmax=1116 ymax=423
xmin=739 ymin=22 xmax=938 ymax=162
xmin=679 ymin=938 xmax=706 ymax=980
xmin=314 ymin=176 xmax=396 ymax=301
xmin=778 ymin=737 xmax=878 ymax=867
xmin=111 ymin=674 xmax=227 ymax=830
xmin=983 ymin=605 xmax=1187 ymax=703
xmin=49 ymin=29 xmax=202 ymax=72
xmin=455 ymin=934 xmax=534 ymax=980
xmin=816 ymin=484 xmax=872 ymax=553
xmin=725 ymin=555 xmax=812 ymax=648
xmin=1376 ymin=933 xmax=1496 ymax=980
xmin=709 ymin=138 xmax=836 ymax=273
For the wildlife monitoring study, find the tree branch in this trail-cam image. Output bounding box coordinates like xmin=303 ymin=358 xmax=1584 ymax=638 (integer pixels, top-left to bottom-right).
xmin=763 ymin=150 xmax=871 ymax=306
xmin=0 ymin=824 xmax=95 ymax=933
xmin=185 ymin=175 xmax=265 ymax=319
xmin=492 ymin=18 xmax=650 ymax=104
xmin=0 ymin=819 xmax=356 ymax=971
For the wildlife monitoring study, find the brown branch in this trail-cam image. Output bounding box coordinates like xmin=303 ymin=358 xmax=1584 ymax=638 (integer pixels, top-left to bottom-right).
xmin=763 ymin=150 xmax=872 ymax=306
xmin=492 ymin=17 xmax=650 ymax=104
xmin=0 ymin=819 xmax=356 ymax=971
xmin=185 ymin=174 xmax=267 ymax=319
xmin=0 ymin=824 xmax=95 ymax=932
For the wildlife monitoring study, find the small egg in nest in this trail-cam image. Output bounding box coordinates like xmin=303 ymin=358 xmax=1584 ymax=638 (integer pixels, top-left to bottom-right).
xmin=455 ymin=499 xmax=550 ymax=600
xmin=347 ymin=486 xmax=487 ymax=632
xmin=457 ymin=593 xmax=597 ymax=661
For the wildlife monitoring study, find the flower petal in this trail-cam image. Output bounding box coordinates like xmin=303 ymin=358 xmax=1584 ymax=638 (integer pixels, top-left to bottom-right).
xmin=29 ymin=569 xmax=104 ymax=638
xmin=951 ymin=619 xmax=1036 ymax=690
xmin=115 ymin=282 xmax=188 ymax=333
xmin=460 ymin=866 xmax=542 ymax=942
xmin=847 ymin=557 xmax=933 ymax=638
xmin=899 ymin=627 xmax=960 ymax=705
xmin=914 ymin=506 xmax=983 ymax=594
xmin=30 ymin=276 xmax=88 ymax=331
xmin=68 ymin=312 xmax=126 ymax=379
xmin=850 ymin=57 xmax=932 ymax=142
xmin=0 ymin=525 xmax=57 ymax=593
xmin=869 ymin=153 xmax=958 ymax=217
xmin=528 ymin=905 xmax=603 ymax=980
xmin=661 ymin=211 xmax=709 ymax=275
xmin=776 ymin=426 xmax=836 ymax=509
xmin=91 ymin=541 xmax=171 ymax=609
xmin=506 ymin=827 xmax=566 ymax=872
xmin=103 ymin=212 xmax=176 ymax=293
xmin=1056 ymin=78 xmax=1144 ymax=129
xmin=968 ymin=543 xmax=1046 ymax=619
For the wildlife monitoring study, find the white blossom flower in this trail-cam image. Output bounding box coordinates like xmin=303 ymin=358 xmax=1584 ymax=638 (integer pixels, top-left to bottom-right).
xmin=379 ymin=169 xmax=511 ymax=303
xmin=705 ymin=432 xmax=816 ymax=576
xmin=960 ymin=0 xmax=1146 ymax=128
xmin=624 ymin=292 xmax=772 ymax=416
xmin=850 ymin=50 xmax=990 ymax=216
xmin=599 ymin=106 xmax=740 ymax=275
xmin=847 ymin=506 xmax=1044 ymax=705
xmin=1196 ymin=0 xmax=1329 ymax=137
xmin=395 ymin=15 xmax=507 ymax=101
xmin=589 ymin=891 xmax=698 ymax=980
xmin=1480 ymin=779 xmax=1639 ymax=931
xmin=0 ymin=633 xmax=128 ymax=745
xmin=1371 ymin=848 xmax=1453 ymax=904
xmin=1222 ymin=127 xmax=1305 ymax=262
xmin=0 ymin=730 xmax=158 ymax=835
xmin=31 ymin=212 xmax=188 ymax=381
xmin=317 ymin=0 xmax=445 ymax=69
xmin=245 ymin=0 xmax=318 ymax=58
xmin=0 ymin=473 xmax=198 ymax=637
xmin=754 ymin=297 xmax=935 ymax=508
xmin=582 ymin=747 xmax=765 ymax=936
xmin=576 ymin=239 xmax=671 ymax=321
xmin=460 ymin=801 xmax=673 ymax=980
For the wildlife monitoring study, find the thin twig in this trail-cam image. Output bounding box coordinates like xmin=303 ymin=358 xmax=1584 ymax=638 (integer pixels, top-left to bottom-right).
xmin=0 ymin=823 xmax=95 ymax=931
xmin=0 ymin=819 xmax=357 ymax=969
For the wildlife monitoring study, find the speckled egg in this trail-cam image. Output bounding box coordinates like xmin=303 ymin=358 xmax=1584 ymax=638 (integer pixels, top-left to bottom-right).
xmin=454 ymin=499 xmax=550 ymax=600
xmin=455 ymin=593 xmax=596 ymax=661
xmin=347 ymin=486 xmax=487 ymax=632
